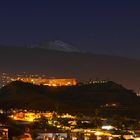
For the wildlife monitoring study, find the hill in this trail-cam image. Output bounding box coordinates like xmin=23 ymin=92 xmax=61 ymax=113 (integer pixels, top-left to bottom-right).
xmin=0 ymin=81 xmax=139 ymax=118
xmin=0 ymin=47 xmax=139 ymax=91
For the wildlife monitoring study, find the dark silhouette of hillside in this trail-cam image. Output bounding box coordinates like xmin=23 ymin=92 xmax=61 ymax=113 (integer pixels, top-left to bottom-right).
xmin=0 ymin=81 xmax=139 ymax=117
xmin=0 ymin=47 xmax=140 ymax=91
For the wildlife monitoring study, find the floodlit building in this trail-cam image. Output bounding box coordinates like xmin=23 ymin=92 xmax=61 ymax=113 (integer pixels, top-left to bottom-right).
xmin=16 ymin=77 xmax=77 ymax=87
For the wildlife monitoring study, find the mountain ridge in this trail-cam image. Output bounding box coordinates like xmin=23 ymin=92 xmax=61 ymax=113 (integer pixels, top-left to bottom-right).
xmin=30 ymin=40 xmax=83 ymax=53
xmin=0 ymin=46 xmax=139 ymax=91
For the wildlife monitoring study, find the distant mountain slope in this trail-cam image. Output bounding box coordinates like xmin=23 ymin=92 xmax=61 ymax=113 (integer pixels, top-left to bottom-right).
xmin=91 ymin=45 xmax=140 ymax=60
xmin=0 ymin=47 xmax=139 ymax=91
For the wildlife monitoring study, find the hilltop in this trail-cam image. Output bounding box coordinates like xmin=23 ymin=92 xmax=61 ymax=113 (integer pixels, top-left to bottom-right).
xmin=0 ymin=81 xmax=139 ymax=118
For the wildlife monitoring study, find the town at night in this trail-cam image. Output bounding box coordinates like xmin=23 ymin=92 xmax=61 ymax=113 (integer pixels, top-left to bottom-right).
xmin=0 ymin=0 xmax=140 ymax=139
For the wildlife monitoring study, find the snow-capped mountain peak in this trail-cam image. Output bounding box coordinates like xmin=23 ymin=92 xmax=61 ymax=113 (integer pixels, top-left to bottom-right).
xmin=33 ymin=40 xmax=82 ymax=53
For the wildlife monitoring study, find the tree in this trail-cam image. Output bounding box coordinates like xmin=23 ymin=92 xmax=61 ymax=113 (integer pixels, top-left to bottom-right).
xmin=32 ymin=116 xmax=48 ymax=129
xmin=93 ymin=109 xmax=102 ymax=128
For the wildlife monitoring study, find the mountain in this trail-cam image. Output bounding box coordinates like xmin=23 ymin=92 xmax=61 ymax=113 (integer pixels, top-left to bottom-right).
xmin=0 ymin=81 xmax=139 ymax=117
xmin=91 ymin=45 xmax=140 ymax=60
xmin=0 ymin=46 xmax=139 ymax=91
xmin=31 ymin=40 xmax=82 ymax=53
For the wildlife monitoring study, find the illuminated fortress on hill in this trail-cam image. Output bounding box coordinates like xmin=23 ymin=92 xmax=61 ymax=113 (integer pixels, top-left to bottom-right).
xmin=16 ymin=77 xmax=77 ymax=87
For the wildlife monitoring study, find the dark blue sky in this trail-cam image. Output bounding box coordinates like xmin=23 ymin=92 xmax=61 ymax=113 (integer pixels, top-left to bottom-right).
xmin=0 ymin=0 xmax=140 ymax=59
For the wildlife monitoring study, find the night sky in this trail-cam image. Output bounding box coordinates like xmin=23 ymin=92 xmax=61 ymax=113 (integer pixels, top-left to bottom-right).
xmin=0 ymin=0 xmax=140 ymax=59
